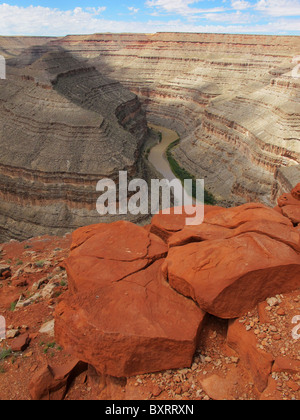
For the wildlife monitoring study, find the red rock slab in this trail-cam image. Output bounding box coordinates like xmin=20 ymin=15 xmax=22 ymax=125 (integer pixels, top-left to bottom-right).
xmin=55 ymin=260 xmax=206 ymax=378
xmin=164 ymin=232 xmax=300 ymax=319
xmin=70 ymin=220 xmax=166 ymax=262
xmin=272 ymin=356 xmax=300 ymax=374
xmin=278 ymin=193 xmax=300 ymax=208
xmin=150 ymin=205 xmax=224 ymax=242
xmin=10 ymin=333 xmax=31 ymax=352
xmin=64 ymin=255 xmax=149 ymax=294
xmin=227 ymin=319 xmax=274 ymax=393
xmin=281 ymin=205 xmax=300 ymax=225
xmin=168 ymin=218 xmax=300 ymax=252
xmin=291 ymin=183 xmax=300 ymax=201
xmin=232 ymin=220 xmax=300 ymax=253
xmin=64 ymin=221 xmax=167 ymax=294
xmin=168 ymin=223 xmax=232 ymax=248
xmin=29 ymin=360 xmax=87 ymax=400
xmin=70 ymin=223 xmax=110 ymax=251
xmin=204 ymin=203 xmax=292 ymax=229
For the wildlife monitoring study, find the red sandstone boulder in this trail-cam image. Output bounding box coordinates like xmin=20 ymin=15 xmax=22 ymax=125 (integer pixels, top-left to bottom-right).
xmin=227 ymin=319 xmax=274 ymax=393
xmin=10 ymin=333 xmax=30 ymax=352
xmin=169 ymin=213 xmax=299 ymax=252
xmin=163 ymin=205 xmax=300 ymax=318
xmin=55 ymin=260 xmax=205 ymax=377
xmin=164 ymin=232 xmax=300 ymax=319
xmin=54 ymin=188 xmax=300 ymax=383
xmin=29 ymin=360 xmax=87 ymax=400
xmin=203 ymin=203 xmax=292 ymax=228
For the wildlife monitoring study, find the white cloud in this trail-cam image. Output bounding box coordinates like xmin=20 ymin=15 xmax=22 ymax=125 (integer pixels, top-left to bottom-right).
xmin=231 ymin=0 xmax=251 ymax=10
xmin=204 ymin=10 xmax=254 ymax=24
xmin=85 ymin=7 xmax=107 ymax=15
xmin=145 ymin=0 xmax=225 ymax=16
xmin=255 ymin=0 xmax=300 ymax=17
xmin=0 ymin=2 xmax=299 ymax=36
xmin=128 ymin=7 xmax=140 ymax=14
xmin=0 ymin=3 xmax=108 ymax=36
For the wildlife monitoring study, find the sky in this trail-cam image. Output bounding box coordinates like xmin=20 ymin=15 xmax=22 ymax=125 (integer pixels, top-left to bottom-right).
xmin=0 ymin=0 xmax=300 ymax=36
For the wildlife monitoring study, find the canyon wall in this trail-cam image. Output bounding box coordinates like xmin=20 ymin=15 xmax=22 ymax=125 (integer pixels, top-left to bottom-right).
xmin=0 ymin=33 xmax=299 ymax=240
xmin=52 ymin=33 xmax=300 ymax=206
xmin=0 ymin=44 xmax=148 ymax=241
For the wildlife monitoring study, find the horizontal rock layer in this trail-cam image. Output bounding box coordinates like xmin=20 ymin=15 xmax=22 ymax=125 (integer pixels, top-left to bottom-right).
xmin=51 ymin=33 xmax=300 ymax=206
xmin=0 ymin=45 xmax=148 ymax=241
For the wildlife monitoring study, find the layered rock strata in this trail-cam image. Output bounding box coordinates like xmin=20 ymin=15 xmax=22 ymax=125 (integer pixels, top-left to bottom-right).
xmin=0 ymin=46 xmax=148 ymax=241
xmin=52 ymin=33 xmax=300 ymax=205
xmin=0 ymin=36 xmax=56 ymax=59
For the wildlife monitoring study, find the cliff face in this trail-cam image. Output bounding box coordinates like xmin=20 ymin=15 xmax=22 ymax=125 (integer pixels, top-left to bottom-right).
xmin=52 ymin=33 xmax=300 ymax=206
xmin=0 ymin=45 xmax=148 ymax=241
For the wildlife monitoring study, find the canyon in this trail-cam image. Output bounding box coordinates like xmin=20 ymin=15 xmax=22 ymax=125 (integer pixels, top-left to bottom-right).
xmin=0 ymin=33 xmax=299 ymax=240
xmin=51 ymin=33 xmax=300 ymax=205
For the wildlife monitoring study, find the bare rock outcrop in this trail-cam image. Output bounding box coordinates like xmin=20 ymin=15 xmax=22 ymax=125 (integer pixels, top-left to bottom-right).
xmin=55 ymin=221 xmax=205 ymax=378
xmin=163 ymin=204 xmax=300 ymax=318
xmin=54 ymin=185 xmax=300 ymax=384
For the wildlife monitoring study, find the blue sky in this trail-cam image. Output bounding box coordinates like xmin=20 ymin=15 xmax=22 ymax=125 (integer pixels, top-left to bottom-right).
xmin=0 ymin=0 xmax=300 ymax=36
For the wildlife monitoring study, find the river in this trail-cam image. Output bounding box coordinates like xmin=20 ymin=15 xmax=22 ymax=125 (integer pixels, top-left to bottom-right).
xmin=147 ymin=124 xmax=195 ymax=205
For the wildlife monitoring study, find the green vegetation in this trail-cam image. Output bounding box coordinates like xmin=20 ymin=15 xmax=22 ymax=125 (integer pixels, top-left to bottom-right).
xmin=0 ymin=348 xmax=12 ymax=361
xmin=0 ymin=348 xmax=12 ymax=373
xmin=41 ymin=341 xmax=60 ymax=354
xmin=166 ymin=138 xmax=217 ymax=205
xmin=10 ymin=301 xmax=17 ymax=312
